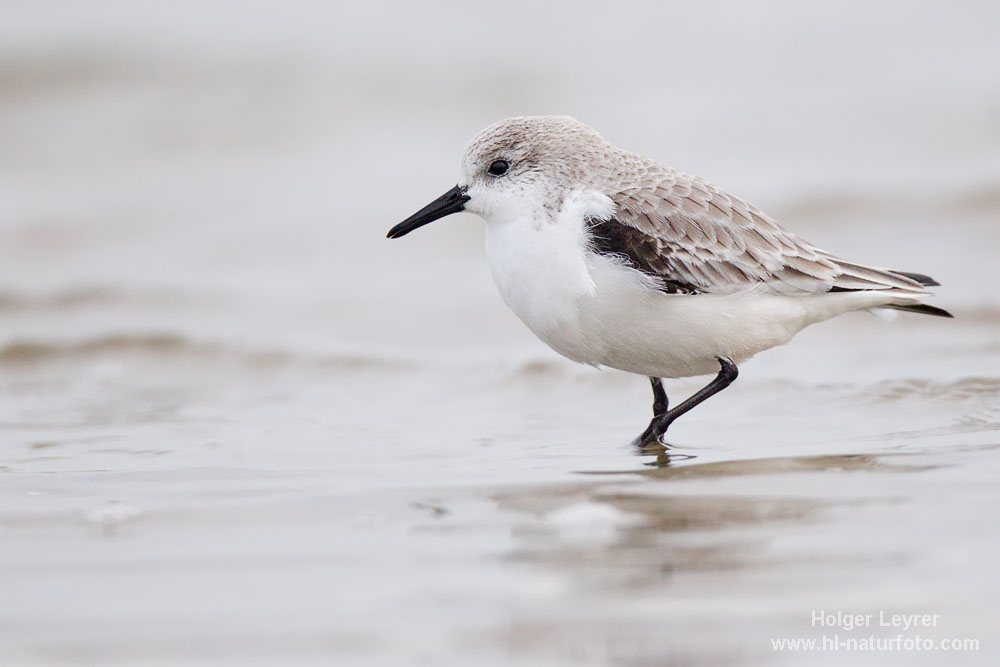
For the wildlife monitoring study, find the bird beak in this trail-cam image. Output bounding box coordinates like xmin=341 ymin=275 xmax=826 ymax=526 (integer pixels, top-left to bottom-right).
xmin=387 ymin=185 xmax=470 ymax=239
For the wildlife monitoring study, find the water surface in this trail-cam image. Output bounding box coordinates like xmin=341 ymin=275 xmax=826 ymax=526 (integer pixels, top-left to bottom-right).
xmin=2 ymin=2 xmax=998 ymax=664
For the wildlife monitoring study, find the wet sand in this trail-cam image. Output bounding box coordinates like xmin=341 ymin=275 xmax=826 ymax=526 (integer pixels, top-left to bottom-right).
xmin=2 ymin=2 xmax=999 ymax=665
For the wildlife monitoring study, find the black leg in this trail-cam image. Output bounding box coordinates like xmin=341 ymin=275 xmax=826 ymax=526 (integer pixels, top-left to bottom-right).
xmin=650 ymin=376 xmax=668 ymax=415
xmin=635 ymin=358 xmax=739 ymax=447
xmin=634 ymin=377 xmax=669 ymax=448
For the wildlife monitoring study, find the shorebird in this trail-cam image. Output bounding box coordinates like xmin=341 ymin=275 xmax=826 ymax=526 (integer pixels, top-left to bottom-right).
xmin=387 ymin=116 xmax=951 ymax=447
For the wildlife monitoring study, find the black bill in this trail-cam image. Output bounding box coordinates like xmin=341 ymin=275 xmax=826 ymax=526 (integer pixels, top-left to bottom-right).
xmin=387 ymin=185 xmax=470 ymax=239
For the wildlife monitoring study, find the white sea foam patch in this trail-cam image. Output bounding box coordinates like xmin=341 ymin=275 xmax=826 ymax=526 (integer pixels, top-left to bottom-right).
xmin=545 ymin=501 xmax=640 ymax=545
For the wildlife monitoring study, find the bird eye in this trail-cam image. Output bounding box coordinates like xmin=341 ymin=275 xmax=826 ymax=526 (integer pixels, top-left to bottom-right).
xmin=488 ymin=159 xmax=509 ymax=176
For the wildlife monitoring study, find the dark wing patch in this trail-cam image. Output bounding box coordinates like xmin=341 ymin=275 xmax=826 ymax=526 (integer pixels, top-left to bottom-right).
xmin=588 ymin=217 xmax=701 ymax=294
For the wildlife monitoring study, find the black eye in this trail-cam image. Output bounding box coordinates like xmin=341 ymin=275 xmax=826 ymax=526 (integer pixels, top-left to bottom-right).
xmin=488 ymin=159 xmax=509 ymax=176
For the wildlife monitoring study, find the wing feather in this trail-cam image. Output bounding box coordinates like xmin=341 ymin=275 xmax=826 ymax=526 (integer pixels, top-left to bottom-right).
xmin=599 ymin=170 xmax=930 ymax=295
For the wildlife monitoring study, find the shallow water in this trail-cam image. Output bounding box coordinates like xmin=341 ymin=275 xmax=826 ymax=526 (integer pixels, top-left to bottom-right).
xmin=2 ymin=1 xmax=999 ymax=665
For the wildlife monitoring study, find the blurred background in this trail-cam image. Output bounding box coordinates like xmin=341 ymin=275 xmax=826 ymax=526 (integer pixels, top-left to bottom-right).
xmin=2 ymin=1 xmax=998 ymax=665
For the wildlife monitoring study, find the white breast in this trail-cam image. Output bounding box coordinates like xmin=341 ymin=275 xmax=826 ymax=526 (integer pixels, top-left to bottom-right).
xmin=484 ymin=190 xmax=619 ymax=365
xmin=485 ymin=216 xmax=596 ymax=364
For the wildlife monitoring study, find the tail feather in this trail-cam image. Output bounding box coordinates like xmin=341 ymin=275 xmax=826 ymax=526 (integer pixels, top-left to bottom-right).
xmin=825 ymin=263 xmax=950 ymax=318
xmin=881 ymin=303 xmax=954 ymax=318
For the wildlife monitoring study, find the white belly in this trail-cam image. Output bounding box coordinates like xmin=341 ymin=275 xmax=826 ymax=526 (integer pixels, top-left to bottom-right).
xmin=574 ymin=258 xmax=812 ymax=377
xmin=484 ymin=211 xmax=877 ymax=379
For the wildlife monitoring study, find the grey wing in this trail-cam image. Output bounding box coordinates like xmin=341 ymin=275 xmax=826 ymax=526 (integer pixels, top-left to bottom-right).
xmin=597 ymin=170 xmax=931 ymax=295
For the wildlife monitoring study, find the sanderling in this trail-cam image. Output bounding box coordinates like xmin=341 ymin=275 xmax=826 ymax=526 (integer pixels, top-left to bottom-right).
xmin=387 ymin=116 xmax=951 ymax=447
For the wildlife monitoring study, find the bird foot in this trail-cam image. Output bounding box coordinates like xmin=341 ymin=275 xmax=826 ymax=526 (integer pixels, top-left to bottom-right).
xmin=631 ymin=433 xmax=672 ymax=453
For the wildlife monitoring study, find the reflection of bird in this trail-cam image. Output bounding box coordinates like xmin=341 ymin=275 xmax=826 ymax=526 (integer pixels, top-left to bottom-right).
xmin=388 ymin=116 xmax=951 ymax=447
